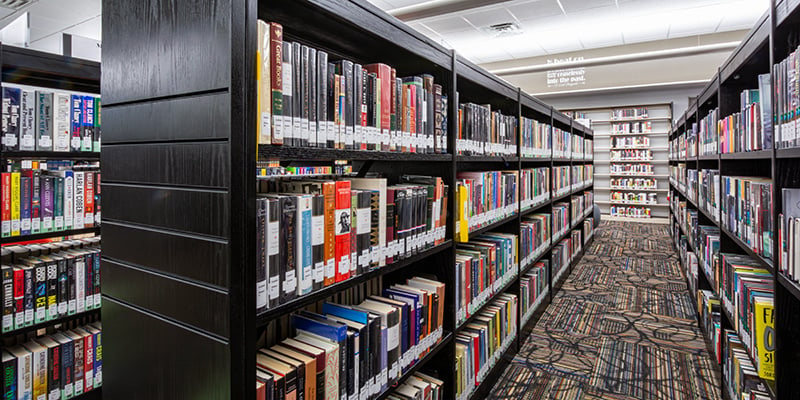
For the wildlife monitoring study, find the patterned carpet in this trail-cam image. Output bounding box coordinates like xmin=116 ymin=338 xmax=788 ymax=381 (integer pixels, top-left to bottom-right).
xmin=489 ymin=221 xmax=721 ymax=400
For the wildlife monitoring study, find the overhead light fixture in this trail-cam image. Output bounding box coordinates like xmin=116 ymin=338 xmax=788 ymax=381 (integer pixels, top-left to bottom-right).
xmin=481 ymin=22 xmax=523 ymax=37
xmin=0 ymin=0 xmax=30 ymax=9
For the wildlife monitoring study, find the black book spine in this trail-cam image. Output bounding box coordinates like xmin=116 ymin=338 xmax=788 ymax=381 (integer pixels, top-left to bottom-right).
xmin=317 ymin=51 xmax=329 ymax=149
xmin=293 ymin=42 xmax=303 ymax=147
xmin=282 ymin=42 xmax=294 ymax=146
xmin=47 ymin=343 xmax=60 ymax=399
xmin=311 ymin=195 xmax=325 ymax=291
xmin=256 ymin=198 xmax=268 ymax=313
xmin=280 ymin=196 xmax=298 ymax=303
xmin=267 ymin=199 xmax=281 ymax=308
xmin=85 ymin=252 xmax=94 ymax=310
xmin=353 ymin=64 xmax=363 ymax=151
xmin=34 ymin=263 xmax=47 ymax=322
xmin=326 ymin=63 xmax=336 ymax=149
xmin=366 ymin=72 xmax=375 ymax=152
xmin=57 ymin=258 xmax=68 ymax=317
xmin=93 ymin=249 xmax=101 ymax=308
xmin=1 ymin=266 xmax=12 ymax=332
xmin=368 ymin=190 xmax=379 ymax=269
xmin=67 ymin=258 xmax=76 ymax=315
xmin=309 ymin=48 xmax=318 ymax=148
xmin=345 ymin=332 xmax=356 ymax=400
xmin=63 ymin=337 xmax=74 ymax=396
xmin=2 ymin=348 xmax=16 ymax=397
xmin=356 ymin=191 xmax=371 ymax=276
xmin=23 ymin=267 xmax=34 ymax=326
xmin=301 ymin=45 xmax=311 ymax=148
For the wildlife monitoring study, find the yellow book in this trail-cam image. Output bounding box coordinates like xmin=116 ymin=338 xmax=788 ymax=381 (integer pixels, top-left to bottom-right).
xmin=256 ymin=20 xmax=271 ymax=146
xmin=754 ymin=297 xmax=775 ymax=380
xmin=456 ymin=184 xmax=468 ymax=242
xmin=11 ymin=171 xmax=20 ymax=236
xmin=22 ymin=341 xmax=48 ymax=400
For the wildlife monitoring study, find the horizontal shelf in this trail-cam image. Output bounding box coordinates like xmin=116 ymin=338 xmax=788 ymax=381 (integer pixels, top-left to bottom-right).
xmin=602 ymin=131 xmax=670 ymax=137
xmin=608 ymin=160 xmax=667 ymax=164
xmin=1 ymin=308 xmax=100 ymax=338
xmin=698 ymin=154 xmax=718 ymax=161
xmin=551 ymin=190 xmax=574 ymax=203
xmin=256 ymin=240 xmax=452 ymax=324
xmin=375 ymin=331 xmax=453 ymax=400
xmin=468 ymin=213 xmax=518 ymax=239
xmin=1 ymin=227 xmax=101 ymax=244
xmin=598 ymin=173 xmax=667 ymax=177
xmin=777 ymin=147 xmax=800 ymax=159
xmin=257 ymin=145 xmax=453 ymax=161
xmin=456 ymin=155 xmax=519 ymax=163
xmin=720 ymin=150 xmax=772 ymax=160
xmin=520 ymin=199 xmax=551 ymax=216
xmin=454 ymin=272 xmax=518 ymax=335
xmin=597 ymin=200 xmax=667 ymax=206
xmin=1 ymin=151 xmax=101 ymax=160
xmin=599 ymin=187 xmax=667 ymax=192
xmin=696 ymin=203 xmax=718 ymax=224
xmin=592 ymin=117 xmax=672 ymax=123
xmin=777 ymin=273 xmax=800 ymax=303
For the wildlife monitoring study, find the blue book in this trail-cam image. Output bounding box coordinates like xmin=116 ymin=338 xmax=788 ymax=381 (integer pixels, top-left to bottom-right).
xmin=383 ymin=288 xmax=420 ymax=355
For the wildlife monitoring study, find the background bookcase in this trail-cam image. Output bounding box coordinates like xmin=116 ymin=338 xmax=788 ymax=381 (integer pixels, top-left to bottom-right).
xmin=100 ymin=0 xmax=594 ymax=399
xmin=669 ymin=2 xmax=800 ymax=398
xmin=564 ymin=103 xmax=671 ymax=219
xmin=0 ymin=45 xmax=102 ymax=399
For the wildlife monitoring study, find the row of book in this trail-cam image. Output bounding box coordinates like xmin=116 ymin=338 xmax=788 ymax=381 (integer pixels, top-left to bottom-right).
xmin=520 ymin=260 xmax=549 ymax=327
xmin=571 ymin=135 xmax=584 ymax=159
xmin=256 ymin=21 xmax=447 ymax=153
xmin=774 ymin=47 xmax=800 ymax=150
xmin=1 ymin=85 xmax=100 ymax=153
xmin=611 ymin=107 xmax=648 ymax=120
xmin=519 ymin=117 xmax=552 ymax=158
xmin=2 ymin=322 xmax=102 ymax=400
xmin=609 ymin=177 xmax=657 ymax=189
xmin=521 ymin=214 xmax=551 ymax=268
xmin=455 ymin=232 xmax=518 ymax=327
xmin=686 ymin=169 xmax=698 ymax=203
xmin=695 ymin=224 xmax=720 ymax=290
xmin=553 ymin=128 xmax=570 ymax=159
xmin=780 ymin=188 xmax=800 ymax=283
xmin=610 ymin=163 xmax=653 ymax=175
xmin=698 ymin=108 xmax=719 ymax=156
xmin=612 ymin=136 xmax=650 ymax=148
xmin=552 ymin=203 xmax=570 ymax=240
xmin=2 ymin=237 xmax=101 ymax=333
xmin=256 ymin=161 xmax=353 ymax=179
xmin=584 ymin=139 xmax=593 ymax=159
xmin=520 ymin=168 xmax=549 ymax=211
xmin=551 ymin=236 xmax=573 ymax=282
xmin=719 ymin=176 xmax=773 ymax=259
xmin=2 ymin=163 xmax=101 ymax=238
xmin=610 ymin=192 xmax=657 ymax=204
xmin=611 ymin=120 xmax=652 ymax=134
xmin=457 ymin=104 xmax=516 ymax=156
xmin=610 ymin=149 xmax=652 ymax=161
xmin=583 ymin=218 xmax=594 ymax=244
xmin=454 ymin=293 xmax=517 ymax=400
xmin=456 ymin=171 xmax=517 ymax=238
xmin=553 ymin=166 xmax=570 ymax=196
xmin=255 ymin=176 xmax=447 ymax=313
xmin=383 ymin=372 xmax=443 ymax=400
xmin=722 ymin=81 xmax=772 ymax=153
xmin=570 ymin=192 xmax=592 ymax=224
xmin=256 ymin=276 xmax=445 ymax=400
xmin=609 ymin=206 xmax=652 ymax=218
xmin=699 ymin=169 xmax=720 ymax=219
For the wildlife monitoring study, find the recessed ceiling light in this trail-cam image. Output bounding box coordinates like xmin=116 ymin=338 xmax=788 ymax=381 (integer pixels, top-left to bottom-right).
xmin=0 ymin=0 xmax=30 ymax=10
xmin=482 ymin=22 xmax=523 ymax=37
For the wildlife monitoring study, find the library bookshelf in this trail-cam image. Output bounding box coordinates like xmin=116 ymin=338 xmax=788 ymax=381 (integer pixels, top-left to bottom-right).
xmin=101 ymin=1 xmax=595 ymax=399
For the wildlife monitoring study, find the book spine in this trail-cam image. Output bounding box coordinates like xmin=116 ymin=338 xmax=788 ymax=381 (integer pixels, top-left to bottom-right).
xmin=94 ymin=173 xmax=101 ymax=225
xmin=267 ymin=199 xmax=281 ymax=308
xmin=280 ymin=196 xmax=298 ymax=303
xmin=74 ymin=171 xmax=85 ymax=229
xmin=62 ymin=338 xmax=74 ymax=398
xmin=20 ymin=89 xmax=36 ymax=151
xmin=63 ymin=171 xmax=74 ymax=230
xmin=257 ymin=21 xmax=272 ymax=145
xmin=84 ymin=333 xmax=95 ymax=391
xmin=31 ymin=171 xmax=41 ymax=233
xmin=11 ymin=172 xmax=20 ymax=236
xmin=293 ymin=42 xmax=303 ymax=147
xmin=73 ymin=335 xmax=85 ymax=395
xmin=34 ymin=264 xmax=47 ymax=324
xmin=94 ymin=97 xmax=101 ymax=152
xmin=256 ymin=198 xmax=268 ymax=313
xmin=298 ymin=195 xmax=313 ymax=296
xmin=46 ymin=260 xmax=58 ymax=320
xmin=311 ymin=195 xmax=325 ymax=291
xmin=92 ymin=249 xmax=101 ymax=308
xmin=84 ymin=172 xmax=95 ymax=228
xmin=21 ymin=176 xmax=31 ymax=235
xmin=269 ymin=22 xmax=284 ymax=144
xmin=54 ymin=177 xmax=64 ymax=231
xmin=13 ymin=268 xmax=24 ymax=329
xmin=309 ymin=48 xmax=318 ymax=148
xmin=41 ymin=176 xmax=54 ymax=233
xmin=334 ymin=181 xmax=352 ymax=282
xmin=57 ymin=259 xmax=68 ymax=317
xmin=1 ymin=267 xmax=12 ymax=332
xmin=70 ymin=94 xmax=82 ymax=152
xmin=24 ymin=267 xmax=34 ymax=326
xmin=1 ymin=173 xmax=10 ymax=237
xmin=67 ymin=258 xmax=76 ymax=315
xmin=54 ymin=93 xmax=71 ymax=152
xmin=36 ymin=91 xmax=54 ymax=151
xmin=81 ymin=96 xmax=95 ymax=151
xmin=302 ymin=45 xmax=311 ymax=148
xmin=2 ymin=86 xmax=20 ymax=151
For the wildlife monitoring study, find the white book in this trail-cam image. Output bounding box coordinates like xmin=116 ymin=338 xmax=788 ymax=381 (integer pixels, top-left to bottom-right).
xmin=22 ymin=341 xmax=48 ymax=400
xmin=53 ymin=93 xmax=71 ymax=152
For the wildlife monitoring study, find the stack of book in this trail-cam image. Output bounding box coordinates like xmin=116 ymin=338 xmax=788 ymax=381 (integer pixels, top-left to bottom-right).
xmin=610 ymin=149 xmax=652 ymax=161
xmin=454 ymin=293 xmax=517 ymax=400
xmin=455 ymin=233 xmax=519 ymax=327
xmin=571 ymin=195 xmax=585 ymax=225
xmin=571 ymin=134 xmax=584 ymax=159
xmin=699 ymin=169 xmax=720 ymax=219
xmin=610 ymin=191 xmax=657 ymax=205
xmin=551 ymin=237 xmax=572 ymax=282
xmin=611 ymin=120 xmax=651 ymax=134
xmin=570 ymin=230 xmax=583 ymax=260
xmin=583 ymin=164 xmax=593 ymax=186
xmin=611 ymin=107 xmax=648 ymax=120
xmin=457 ymin=104 xmax=517 ymax=156
xmin=384 ymin=372 xmax=443 ymax=400
xmin=699 ymin=108 xmax=719 ymax=155
xmin=696 ymin=225 xmax=720 ymax=291
xmin=256 ymin=277 xmax=445 ymax=400
xmin=552 ymin=166 xmax=570 ymax=197
xmin=583 ymin=191 xmax=594 ymax=218
xmin=553 ymin=128 xmax=570 ymax=159
xmin=610 ymin=163 xmax=653 ymax=175
xmin=2 ymin=322 xmax=102 ymax=400
xmin=719 ymin=82 xmax=772 ymax=153
xmin=720 ymin=176 xmax=773 ymax=258
xmin=1 ymin=161 xmax=101 ymax=238
xmin=255 ymin=176 xmax=448 ymax=313
xmin=520 ymin=168 xmax=550 ymax=211
xmin=256 ymin=21 xmax=448 ymax=153
xmin=552 ymin=203 xmax=569 ymax=240
xmin=520 ymin=117 xmax=551 ymax=158
xmin=520 ymin=261 xmax=549 ymax=326
xmin=570 ymin=165 xmax=583 ymax=190
xmin=723 ymin=331 xmax=773 ymax=400
xmin=1 ymin=85 xmax=101 ymax=153
xmin=584 ymin=139 xmax=593 ymax=160
xmin=521 ymin=213 xmax=551 ymax=268
xmin=583 ymin=217 xmax=595 ymax=243
xmin=697 ymin=289 xmax=723 ymax=363
xmin=455 ymin=171 xmax=518 ymax=239
xmin=2 ymin=237 xmax=101 ymax=333
xmin=610 ymin=177 xmax=656 ymax=190
xmin=780 ymin=188 xmax=800 ymax=282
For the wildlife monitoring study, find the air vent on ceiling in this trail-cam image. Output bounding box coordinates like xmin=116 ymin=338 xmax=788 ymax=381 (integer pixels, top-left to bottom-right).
xmin=0 ymin=0 xmax=30 ymax=10
xmin=482 ymin=22 xmax=523 ymax=37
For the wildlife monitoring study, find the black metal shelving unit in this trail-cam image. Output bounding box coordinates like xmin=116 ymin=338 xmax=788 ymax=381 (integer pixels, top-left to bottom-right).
xmin=101 ymin=1 xmax=595 ymax=399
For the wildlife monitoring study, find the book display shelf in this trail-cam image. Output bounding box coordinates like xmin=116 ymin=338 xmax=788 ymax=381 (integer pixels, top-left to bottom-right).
xmin=669 ymin=2 xmax=800 ymax=398
xmin=565 ymin=103 xmax=672 ymax=219
xmin=1 ymin=45 xmax=103 ymax=399
xmin=101 ymin=0 xmax=594 ymax=399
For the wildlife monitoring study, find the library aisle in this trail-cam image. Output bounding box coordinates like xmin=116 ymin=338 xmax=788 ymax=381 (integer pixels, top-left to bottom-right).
xmin=489 ymin=221 xmax=719 ymax=400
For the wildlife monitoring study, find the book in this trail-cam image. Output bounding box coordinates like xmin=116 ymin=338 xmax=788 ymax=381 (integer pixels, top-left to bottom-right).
xmin=20 ymin=89 xmax=36 ymax=151
xmin=2 ymin=86 xmax=21 ymax=152
xmin=257 ymin=20 xmax=272 ymax=145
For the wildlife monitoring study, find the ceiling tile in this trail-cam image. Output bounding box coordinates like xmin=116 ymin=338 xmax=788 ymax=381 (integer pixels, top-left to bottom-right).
xmin=422 ymin=16 xmax=475 ymax=33
xmin=559 ymin=0 xmax=616 ymax=13
xmin=462 ymin=7 xmax=515 ymax=28
xmin=506 ymin=0 xmax=564 ymax=21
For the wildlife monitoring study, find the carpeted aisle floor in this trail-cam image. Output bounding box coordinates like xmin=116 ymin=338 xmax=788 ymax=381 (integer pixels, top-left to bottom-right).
xmin=489 ymin=221 xmax=721 ymax=400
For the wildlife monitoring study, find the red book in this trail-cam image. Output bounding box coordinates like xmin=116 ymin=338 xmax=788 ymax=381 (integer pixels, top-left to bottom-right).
xmin=84 ymin=172 xmax=94 ymax=227
xmin=408 ymin=84 xmax=417 ymax=153
xmin=1 ymin=172 xmax=10 ymax=237
xmin=334 ymin=180 xmax=351 ymax=282
xmin=364 ymin=63 xmax=391 ymax=151
xmin=269 ymin=22 xmax=284 ymax=145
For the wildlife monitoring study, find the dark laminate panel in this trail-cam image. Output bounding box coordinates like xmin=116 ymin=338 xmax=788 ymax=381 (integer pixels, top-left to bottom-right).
xmin=102 ymin=298 xmax=231 ymax=400
xmin=102 ymin=221 xmax=229 ymax=288
xmin=102 ymin=142 xmax=230 ymax=188
xmin=101 ymin=0 xmax=231 ymax=104
xmin=103 ymin=92 xmax=231 ymax=143
xmin=103 ymin=184 xmax=228 ymax=237
xmin=103 ymin=259 xmax=229 ymax=337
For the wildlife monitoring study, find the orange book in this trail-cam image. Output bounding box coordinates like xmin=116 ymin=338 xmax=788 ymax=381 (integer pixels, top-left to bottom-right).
xmin=334 ymin=181 xmax=351 ymax=282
